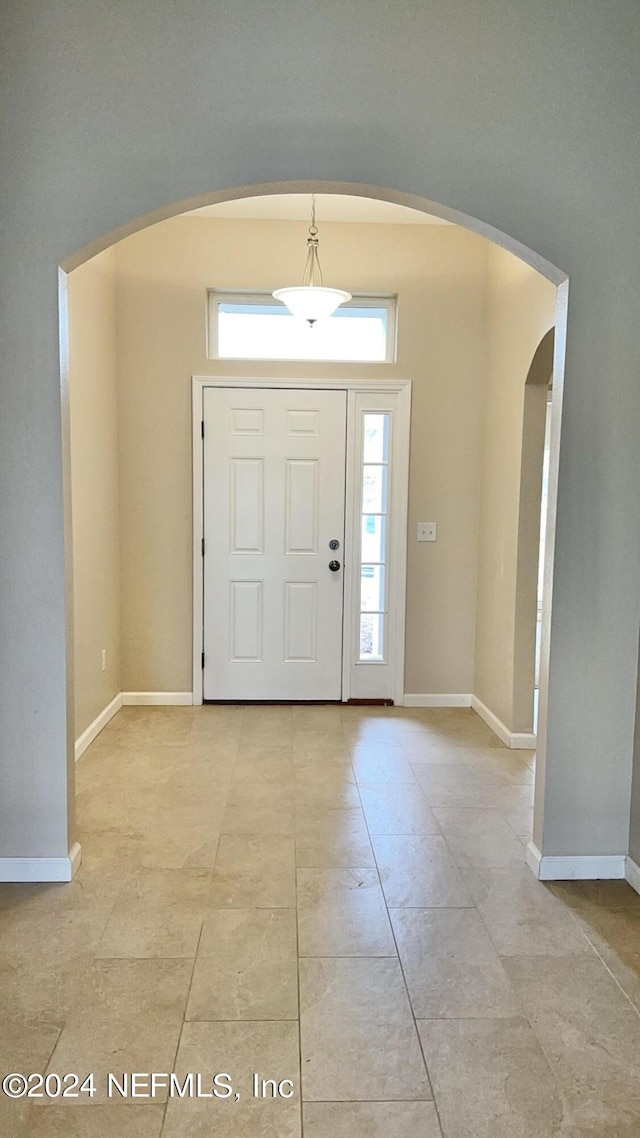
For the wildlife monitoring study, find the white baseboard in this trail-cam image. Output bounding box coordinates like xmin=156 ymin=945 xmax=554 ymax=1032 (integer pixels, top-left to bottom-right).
xmin=75 ymin=693 xmax=123 ymax=760
xmin=471 ymin=695 xmax=536 ymax=750
xmin=526 ymin=842 xmax=627 ymax=881
xmin=471 ymin=696 xmax=510 ymax=745
xmin=0 ymin=841 xmax=82 ymax=883
xmin=509 ymin=731 xmax=538 ymax=749
xmin=121 ymin=692 xmax=193 ymax=706
xmin=75 ymin=691 xmax=194 ymax=762
xmin=400 ymin=693 xmax=536 ymax=750
xmin=626 ymin=856 xmax=640 ymax=897
xmin=403 ymin=693 xmax=472 ymax=707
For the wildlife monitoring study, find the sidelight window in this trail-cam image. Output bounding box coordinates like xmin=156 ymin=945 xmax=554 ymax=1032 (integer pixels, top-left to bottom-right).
xmin=359 ymin=412 xmax=390 ymax=661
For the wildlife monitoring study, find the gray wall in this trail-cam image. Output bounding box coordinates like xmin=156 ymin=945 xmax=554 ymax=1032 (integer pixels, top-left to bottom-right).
xmin=1 ymin=1 xmax=639 ymax=864
xmin=630 ymin=629 xmax=640 ymax=866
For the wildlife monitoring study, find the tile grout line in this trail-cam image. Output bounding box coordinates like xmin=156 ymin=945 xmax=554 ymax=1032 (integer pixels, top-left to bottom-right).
xmin=431 ymin=786 xmax=640 ymax=1113
xmin=402 ymin=733 xmax=534 ymax=871
xmin=346 ymin=715 xmax=545 ymax=1133
xmin=159 ymin=891 xmax=208 ymax=1134
xmin=294 ymin=802 xmax=304 ymax=1138
xmin=559 ymin=904 xmax=640 ymax=1023
xmin=160 ymin=712 xmax=243 ymax=1136
xmin=421 ymin=764 xmax=549 ymax=1062
xmin=292 ymin=709 xmax=330 ymax=1137
xmin=348 ymin=728 xmax=445 ymax=1138
xmin=67 ymin=706 xmax=640 ymax=1134
xmin=396 ymin=733 xmax=496 ymax=890
xmin=394 ymin=723 xmax=566 ymax=1135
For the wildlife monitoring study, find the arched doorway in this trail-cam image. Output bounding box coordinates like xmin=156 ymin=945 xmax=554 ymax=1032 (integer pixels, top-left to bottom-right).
xmin=58 ymin=180 xmax=567 ymax=884
xmin=513 ymin=327 xmax=556 ymax=736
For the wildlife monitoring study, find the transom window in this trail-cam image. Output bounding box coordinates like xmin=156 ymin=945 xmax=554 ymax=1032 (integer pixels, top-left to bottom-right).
xmin=208 ymin=290 xmax=396 ymax=362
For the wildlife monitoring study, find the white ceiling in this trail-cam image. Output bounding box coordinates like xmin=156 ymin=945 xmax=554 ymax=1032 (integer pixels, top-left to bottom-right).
xmin=184 ymin=193 xmax=452 ymax=225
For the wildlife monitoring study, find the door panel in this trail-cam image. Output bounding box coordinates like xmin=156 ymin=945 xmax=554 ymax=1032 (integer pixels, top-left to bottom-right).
xmin=285 ymin=460 xmax=318 ymax=553
xmin=230 ymin=459 xmax=264 ymax=552
xmin=284 ymin=581 xmax=318 ymax=661
xmin=230 ymin=581 xmax=263 ymax=661
xmin=203 ymin=388 xmax=347 ymax=700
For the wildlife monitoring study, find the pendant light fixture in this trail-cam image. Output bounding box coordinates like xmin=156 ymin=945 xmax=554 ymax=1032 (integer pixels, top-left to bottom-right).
xmin=273 ymin=195 xmax=351 ymax=326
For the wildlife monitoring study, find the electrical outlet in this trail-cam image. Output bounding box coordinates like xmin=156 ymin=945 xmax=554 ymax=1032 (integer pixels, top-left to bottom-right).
xmin=101 ymin=649 xmax=107 ymax=672
xmin=418 ymin=522 xmax=437 ymax=542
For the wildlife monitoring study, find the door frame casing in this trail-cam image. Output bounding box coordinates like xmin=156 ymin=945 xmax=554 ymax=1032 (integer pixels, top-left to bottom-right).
xmin=192 ymin=376 xmax=412 ymax=706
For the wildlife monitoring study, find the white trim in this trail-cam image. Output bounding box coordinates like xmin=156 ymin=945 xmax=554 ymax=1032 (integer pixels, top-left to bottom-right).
xmin=509 ymin=732 xmax=538 ymax=749
xmin=390 ymin=387 xmax=410 ymax=707
xmin=192 ymin=376 xmax=411 ymax=706
xmin=345 ymin=387 xmax=411 ymax=705
xmin=341 ymin=392 xmax=358 ymax=704
xmin=122 ymin=692 xmax=193 ymax=706
xmin=76 ymin=691 xmax=194 ymax=758
xmin=192 ymin=379 xmax=205 ymax=705
xmin=0 ymin=842 xmax=82 ymax=883
xmin=74 ymin=693 xmax=123 ymax=760
xmin=471 ymin=695 xmax=510 ymax=745
xmin=626 ymin=856 xmax=640 ymax=897
xmin=526 ymin=842 xmax=627 ymax=881
xmin=471 ymin=695 xmax=537 ymax=750
xmin=193 ymin=376 xmax=411 ymax=393
xmin=525 ymin=843 xmax=541 ymax=876
xmin=403 ymin=693 xmax=472 ymax=707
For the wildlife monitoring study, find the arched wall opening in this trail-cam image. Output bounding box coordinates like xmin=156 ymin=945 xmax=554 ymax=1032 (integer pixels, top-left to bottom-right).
xmin=58 ymin=179 xmax=568 ymax=884
xmin=513 ymin=329 xmax=556 ymax=736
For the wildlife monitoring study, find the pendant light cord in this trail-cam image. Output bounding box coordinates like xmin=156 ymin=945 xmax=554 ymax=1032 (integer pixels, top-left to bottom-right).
xmin=302 ymin=193 xmax=324 ymax=288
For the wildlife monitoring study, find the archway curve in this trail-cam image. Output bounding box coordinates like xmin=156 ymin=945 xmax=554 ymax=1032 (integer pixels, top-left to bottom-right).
xmin=60 ymin=178 xmax=569 ymax=872
xmin=60 ymin=179 xmax=568 ymax=287
xmin=526 ymin=327 xmax=556 ymax=389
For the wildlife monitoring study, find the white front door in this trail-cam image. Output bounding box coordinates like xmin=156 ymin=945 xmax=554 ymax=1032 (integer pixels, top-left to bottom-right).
xmin=203 ymin=387 xmax=347 ymax=700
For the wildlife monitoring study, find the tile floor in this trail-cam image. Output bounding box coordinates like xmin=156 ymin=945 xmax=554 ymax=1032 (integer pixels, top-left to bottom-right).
xmin=1 ymin=704 xmax=640 ymax=1136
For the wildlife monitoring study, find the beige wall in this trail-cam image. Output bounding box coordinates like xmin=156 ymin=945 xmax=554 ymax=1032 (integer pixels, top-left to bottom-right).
xmin=71 ymin=219 xmax=556 ymax=725
xmin=114 ymin=216 xmax=490 ymax=695
xmin=474 ymin=246 xmax=556 ymax=730
xmin=68 ymin=249 xmax=121 ymax=736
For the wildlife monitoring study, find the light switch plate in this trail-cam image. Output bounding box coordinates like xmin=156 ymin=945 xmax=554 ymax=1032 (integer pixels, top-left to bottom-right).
xmin=418 ymin=522 xmax=437 ymax=542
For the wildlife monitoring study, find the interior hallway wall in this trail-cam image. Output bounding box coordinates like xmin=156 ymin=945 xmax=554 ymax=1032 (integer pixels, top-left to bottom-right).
xmin=474 ymin=246 xmax=556 ymax=732
xmin=3 ymin=1 xmax=638 ymax=869
xmin=68 ymin=249 xmax=121 ymax=736
xmin=629 ymin=627 xmax=640 ymax=866
xmin=114 ymin=216 xmax=489 ymax=696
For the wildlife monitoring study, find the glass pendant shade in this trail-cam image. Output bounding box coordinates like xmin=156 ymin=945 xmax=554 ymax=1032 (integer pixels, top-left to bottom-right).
xmin=273 ymin=195 xmax=351 ymax=324
xmin=272 ymin=285 xmax=352 ymax=324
